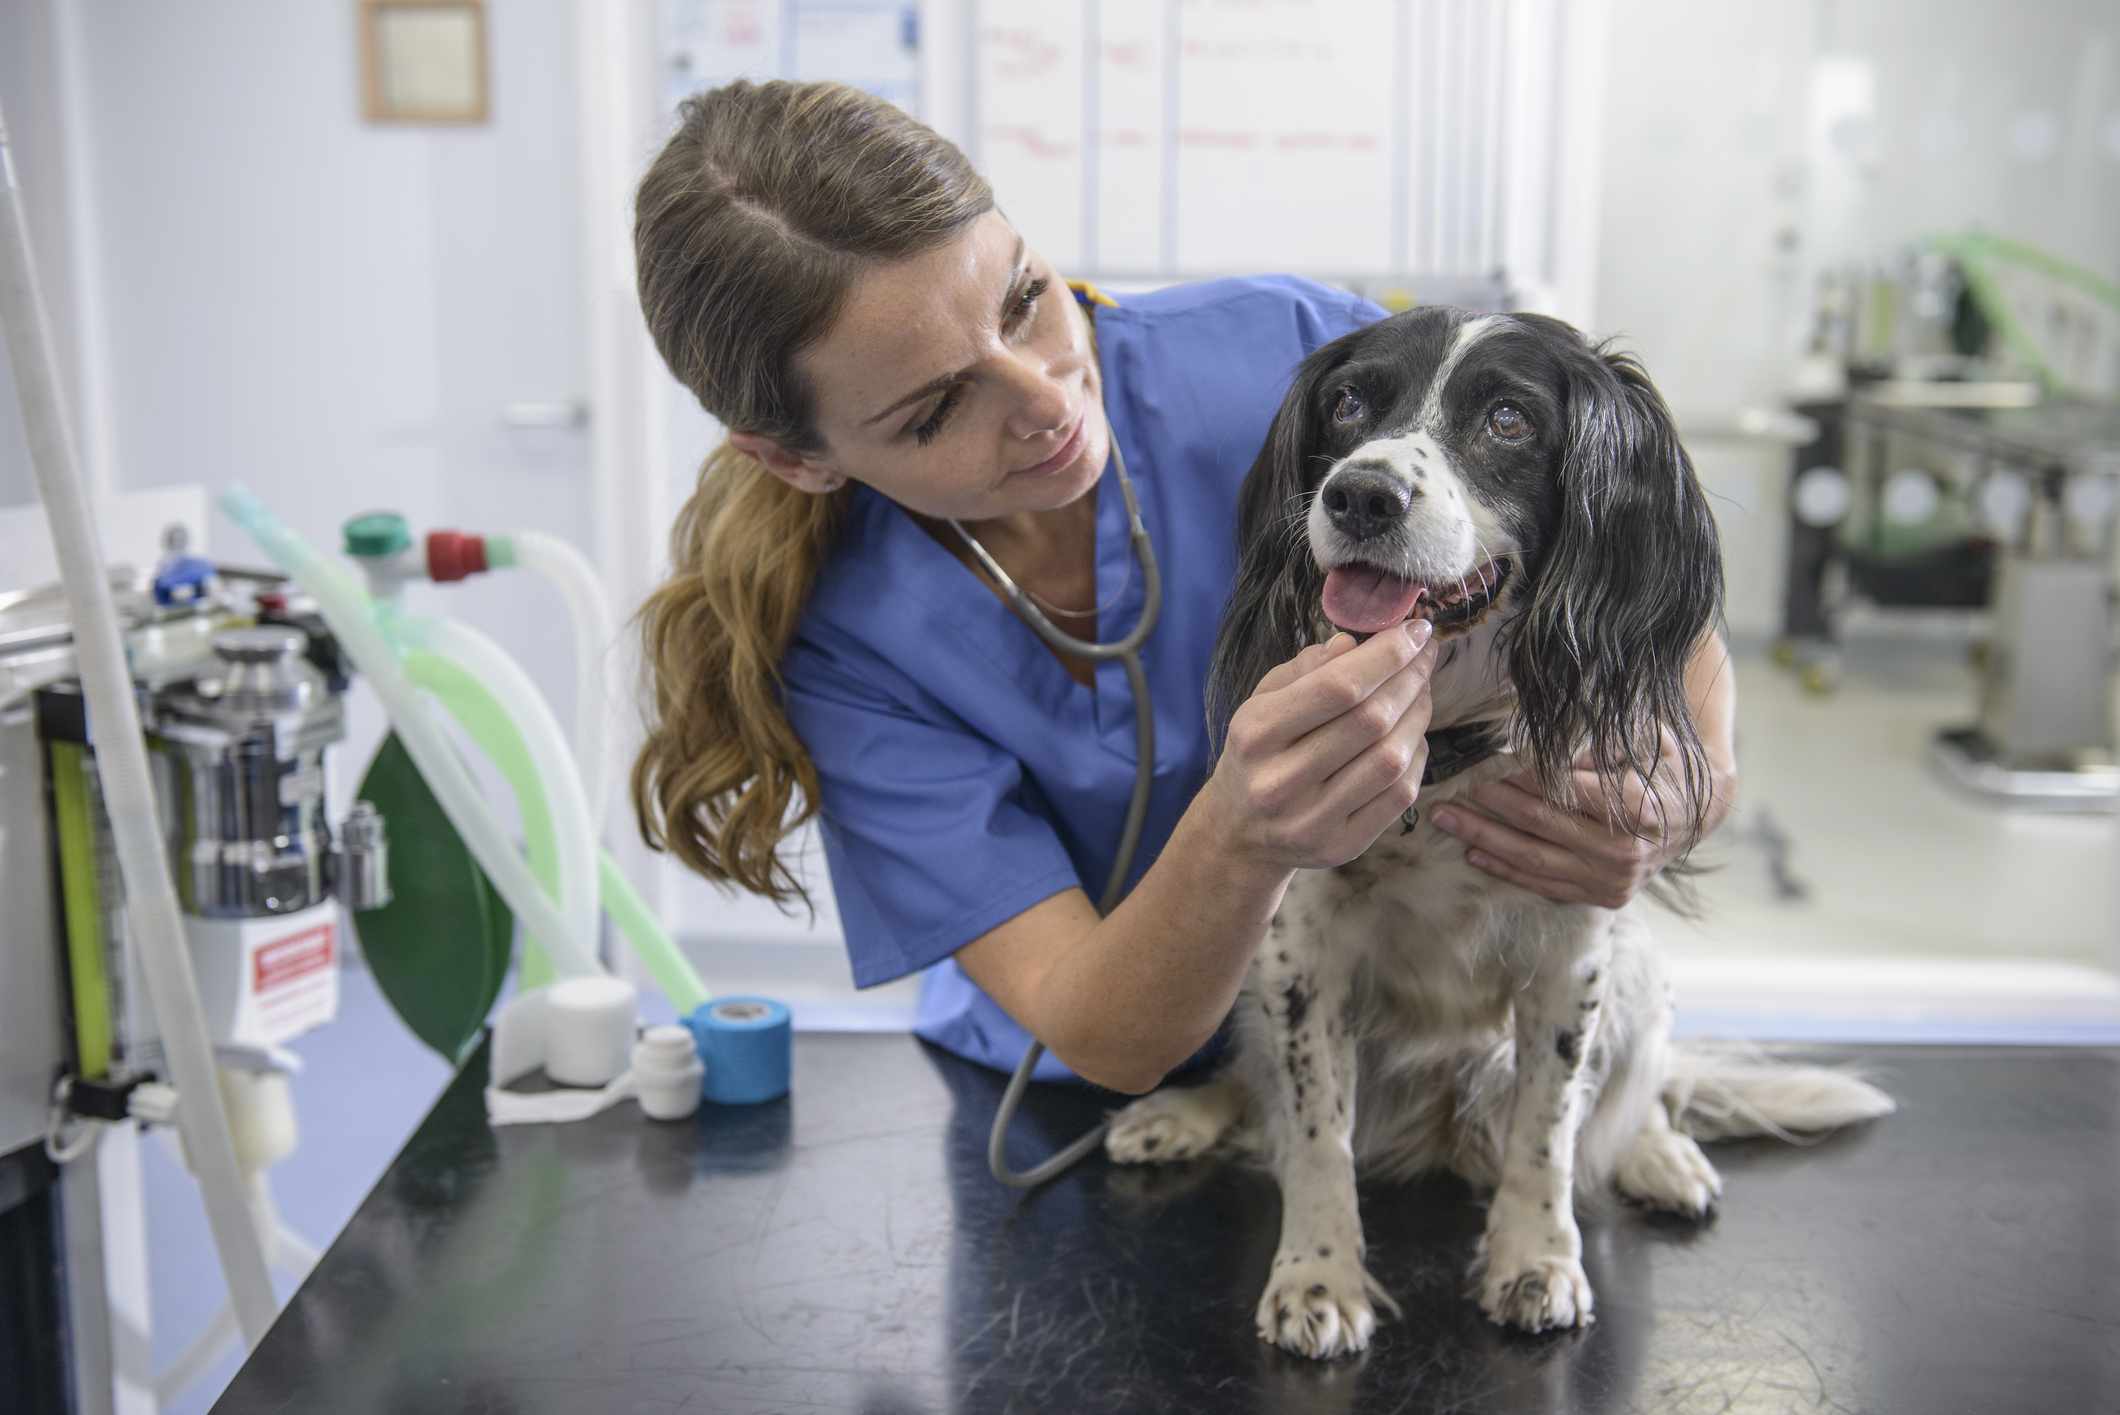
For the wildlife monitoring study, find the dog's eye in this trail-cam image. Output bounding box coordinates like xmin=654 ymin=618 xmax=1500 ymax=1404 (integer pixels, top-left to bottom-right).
xmin=1487 ymin=403 xmax=1532 ymax=441
xmin=1332 ymin=387 xmax=1365 ymax=424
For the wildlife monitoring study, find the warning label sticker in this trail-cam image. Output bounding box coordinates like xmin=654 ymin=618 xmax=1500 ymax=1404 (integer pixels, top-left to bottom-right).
xmin=254 ymin=923 xmax=335 ymax=993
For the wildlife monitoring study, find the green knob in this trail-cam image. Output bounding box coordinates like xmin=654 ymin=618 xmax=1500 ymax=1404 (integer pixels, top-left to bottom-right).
xmin=343 ymin=512 xmax=412 ymax=558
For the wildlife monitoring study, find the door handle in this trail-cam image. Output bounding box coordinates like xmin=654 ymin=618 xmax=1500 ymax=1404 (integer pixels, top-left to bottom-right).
xmin=501 ymin=400 xmax=590 ymax=430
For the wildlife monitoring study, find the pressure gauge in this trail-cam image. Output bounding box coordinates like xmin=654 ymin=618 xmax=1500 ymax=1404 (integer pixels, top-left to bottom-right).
xmin=1978 ymin=470 xmax=2032 ymax=536
xmin=2063 ymin=475 xmax=2117 ymax=529
xmin=1883 ymin=470 xmax=1941 ymax=525
xmin=1793 ymin=466 xmax=1852 ymax=526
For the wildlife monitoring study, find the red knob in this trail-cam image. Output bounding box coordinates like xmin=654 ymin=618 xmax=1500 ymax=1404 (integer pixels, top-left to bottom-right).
xmin=426 ymin=531 xmax=489 ymax=583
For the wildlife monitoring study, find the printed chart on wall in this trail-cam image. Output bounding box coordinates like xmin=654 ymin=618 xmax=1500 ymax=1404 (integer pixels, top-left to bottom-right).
xmin=660 ymin=0 xmax=922 ymax=117
xmin=973 ymin=0 xmax=1553 ymax=284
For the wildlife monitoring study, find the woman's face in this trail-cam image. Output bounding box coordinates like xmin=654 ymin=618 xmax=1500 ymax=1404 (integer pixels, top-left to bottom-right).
xmin=750 ymin=211 xmax=1110 ymax=525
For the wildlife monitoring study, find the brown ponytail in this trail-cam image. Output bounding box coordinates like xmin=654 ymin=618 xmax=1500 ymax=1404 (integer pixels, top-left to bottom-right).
xmin=629 ymin=80 xmax=993 ymax=907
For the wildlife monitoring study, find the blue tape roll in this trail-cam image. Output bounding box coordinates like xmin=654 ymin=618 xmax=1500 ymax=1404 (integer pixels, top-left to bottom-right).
xmin=683 ymin=996 xmax=792 ymax=1105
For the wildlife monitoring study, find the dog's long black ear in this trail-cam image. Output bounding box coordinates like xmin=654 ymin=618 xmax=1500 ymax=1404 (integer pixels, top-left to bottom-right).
xmin=1506 ymin=329 xmax=1724 ymax=848
xmin=1205 ymin=361 xmax=1330 ymax=760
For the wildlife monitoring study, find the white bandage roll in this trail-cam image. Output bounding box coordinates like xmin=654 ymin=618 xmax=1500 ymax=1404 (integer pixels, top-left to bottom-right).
xmin=542 ymin=976 xmax=638 ymax=1087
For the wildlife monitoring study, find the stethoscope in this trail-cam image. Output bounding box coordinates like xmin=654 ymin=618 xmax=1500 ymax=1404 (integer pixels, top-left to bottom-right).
xmin=947 ymin=428 xmax=1164 ymax=1188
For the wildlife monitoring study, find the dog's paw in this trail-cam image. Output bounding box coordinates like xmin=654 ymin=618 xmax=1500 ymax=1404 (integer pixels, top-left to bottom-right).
xmin=1255 ymin=1254 xmax=1382 ymax=1359
xmin=1105 ymin=1088 xmax=1230 ymax=1165
xmin=1615 ymin=1127 xmax=1722 ymax=1218
xmin=1477 ymin=1252 xmax=1595 ymax=1333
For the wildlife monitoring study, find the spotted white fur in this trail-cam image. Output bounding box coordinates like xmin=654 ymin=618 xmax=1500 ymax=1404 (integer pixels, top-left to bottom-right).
xmin=1416 ymin=313 xmax=1506 ymax=431
xmin=1303 ymin=426 xmax=1517 ymax=592
xmin=1113 ymin=747 xmax=1753 ymax=1355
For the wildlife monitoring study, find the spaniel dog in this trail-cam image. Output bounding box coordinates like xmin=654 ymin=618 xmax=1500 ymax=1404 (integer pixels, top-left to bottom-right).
xmin=1105 ymin=308 xmax=1892 ymax=1357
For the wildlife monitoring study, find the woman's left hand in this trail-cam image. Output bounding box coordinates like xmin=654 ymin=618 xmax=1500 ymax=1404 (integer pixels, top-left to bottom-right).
xmin=1427 ymin=734 xmax=1731 ymax=909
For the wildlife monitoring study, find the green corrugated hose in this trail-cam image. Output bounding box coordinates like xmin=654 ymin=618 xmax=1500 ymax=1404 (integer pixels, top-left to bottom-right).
xmin=408 ymin=651 xmax=561 ymax=992
xmin=410 ymin=653 xmax=709 ymax=1015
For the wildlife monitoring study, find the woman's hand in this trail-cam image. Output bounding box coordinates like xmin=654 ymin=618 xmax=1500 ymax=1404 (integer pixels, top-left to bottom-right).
xmin=1430 ymin=732 xmax=1736 ymax=909
xmin=1432 ymin=632 xmax=1739 ymax=909
xmin=1203 ymin=621 xmax=1441 ymax=872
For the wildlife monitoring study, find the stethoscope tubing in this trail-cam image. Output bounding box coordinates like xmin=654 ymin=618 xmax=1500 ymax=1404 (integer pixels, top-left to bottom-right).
xmin=954 ymin=435 xmax=1162 ymax=1188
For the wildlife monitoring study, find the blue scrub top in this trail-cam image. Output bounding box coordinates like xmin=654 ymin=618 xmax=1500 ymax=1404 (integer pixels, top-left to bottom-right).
xmin=781 ymin=275 xmax=1384 ymax=1081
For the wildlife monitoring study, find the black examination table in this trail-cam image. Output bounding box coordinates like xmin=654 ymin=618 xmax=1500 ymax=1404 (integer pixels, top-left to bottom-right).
xmin=212 ymin=1034 xmax=2120 ymax=1413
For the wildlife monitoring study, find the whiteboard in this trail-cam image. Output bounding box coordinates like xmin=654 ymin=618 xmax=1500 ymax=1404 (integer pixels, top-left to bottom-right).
xmin=973 ymin=15 xmax=1088 ymax=270
xmin=656 ymin=0 xmax=1568 ymax=291
xmin=660 ymin=0 xmax=922 ymax=113
xmin=969 ymin=0 xmax=1561 ymax=286
xmin=1169 ymin=0 xmax=1397 ymax=274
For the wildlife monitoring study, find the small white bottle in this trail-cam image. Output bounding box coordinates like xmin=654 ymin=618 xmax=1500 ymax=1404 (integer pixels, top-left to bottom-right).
xmin=632 ymin=1025 xmax=705 ymax=1121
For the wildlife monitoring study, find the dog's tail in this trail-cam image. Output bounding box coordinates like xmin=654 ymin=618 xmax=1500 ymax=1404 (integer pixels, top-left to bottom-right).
xmin=1664 ymin=1044 xmax=1895 ymax=1143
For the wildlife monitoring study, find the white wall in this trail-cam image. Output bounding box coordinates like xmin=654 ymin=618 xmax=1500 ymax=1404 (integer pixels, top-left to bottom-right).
xmin=1804 ymin=0 xmax=2119 ymax=282
xmin=49 ymin=0 xmax=595 ymax=824
xmin=1592 ymin=1 xmax=1818 ymax=639
xmin=1593 ymin=0 xmax=2120 ymax=639
xmin=0 ymin=0 xmax=86 ymax=510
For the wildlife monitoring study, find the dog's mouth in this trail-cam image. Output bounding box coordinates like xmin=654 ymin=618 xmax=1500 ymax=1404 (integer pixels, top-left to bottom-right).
xmin=1321 ymin=556 xmax=1513 ymax=638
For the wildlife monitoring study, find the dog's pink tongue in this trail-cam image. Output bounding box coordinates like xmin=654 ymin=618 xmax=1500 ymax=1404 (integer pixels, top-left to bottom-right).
xmin=1323 ymin=566 xmax=1426 ymax=634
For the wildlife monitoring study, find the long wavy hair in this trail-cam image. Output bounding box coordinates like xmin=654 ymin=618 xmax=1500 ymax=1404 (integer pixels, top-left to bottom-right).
xmin=630 ymin=80 xmax=994 ymax=908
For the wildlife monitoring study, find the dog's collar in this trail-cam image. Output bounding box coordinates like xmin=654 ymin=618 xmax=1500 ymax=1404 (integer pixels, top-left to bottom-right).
xmin=1400 ymin=722 xmax=1505 ymax=834
xmin=1424 ymin=722 xmax=1505 ymax=787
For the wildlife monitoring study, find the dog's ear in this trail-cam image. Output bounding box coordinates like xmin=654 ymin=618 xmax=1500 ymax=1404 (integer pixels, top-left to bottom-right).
xmin=1505 ymin=329 xmax=1724 ymax=847
xmin=1205 ymin=358 xmax=1331 ymax=759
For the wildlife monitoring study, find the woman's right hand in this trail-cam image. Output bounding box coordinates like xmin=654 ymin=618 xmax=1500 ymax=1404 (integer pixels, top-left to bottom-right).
xmin=1203 ymin=619 xmax=1440 ymax=871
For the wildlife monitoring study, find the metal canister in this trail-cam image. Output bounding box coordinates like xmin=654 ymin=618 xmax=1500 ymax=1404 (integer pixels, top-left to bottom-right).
xmin=333 ymin=799 xmax=391 ymax=913
xmin=150 ymin=626 xmax=368 ymax=917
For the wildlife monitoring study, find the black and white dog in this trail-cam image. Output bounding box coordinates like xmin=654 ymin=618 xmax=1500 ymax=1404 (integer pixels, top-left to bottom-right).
xmin=1106 ymin=309 xmax=1892 ymax=1357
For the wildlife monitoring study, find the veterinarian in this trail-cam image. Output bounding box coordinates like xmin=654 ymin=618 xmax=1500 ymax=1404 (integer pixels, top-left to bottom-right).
xmin=629 ymin=80 xmax=1738 ymax=1097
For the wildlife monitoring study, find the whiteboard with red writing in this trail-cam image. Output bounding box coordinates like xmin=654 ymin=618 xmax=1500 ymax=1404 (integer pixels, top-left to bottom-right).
xmin=659 ymin=0 xmax=1579 ymax=297
xmin=971 ymin=0 xmax=1563 ymax=287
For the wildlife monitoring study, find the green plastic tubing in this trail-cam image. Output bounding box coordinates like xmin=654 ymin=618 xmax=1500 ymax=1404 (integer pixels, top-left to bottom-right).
xmin=406 ymin=650 xmax=561 ymax=992
xmin=597 ymin=851 xmax=707 ymax=1014
xmin=219 ymin=485 xmax=705 ymax=1010
xmin=221 ymin=487 xmax=599 ymax=980
xmin=413 ymin=651 xmax=710 ymax=1014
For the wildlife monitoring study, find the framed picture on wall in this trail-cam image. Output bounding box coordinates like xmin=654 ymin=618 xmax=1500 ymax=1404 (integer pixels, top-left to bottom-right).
xmin=360 ymin=0 xmax=489 ymax=124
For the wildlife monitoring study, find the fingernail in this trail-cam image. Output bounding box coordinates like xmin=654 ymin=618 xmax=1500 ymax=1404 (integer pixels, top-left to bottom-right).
xmin=1432 ymin=809 xmax=1458 ymax=833
xmin=1405 ymin=618 xmax=1434 ymax=649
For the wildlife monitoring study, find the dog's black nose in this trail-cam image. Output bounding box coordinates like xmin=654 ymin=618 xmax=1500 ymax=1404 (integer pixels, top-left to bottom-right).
xmin=1321 ymin=465 xmax=1414 ymax=542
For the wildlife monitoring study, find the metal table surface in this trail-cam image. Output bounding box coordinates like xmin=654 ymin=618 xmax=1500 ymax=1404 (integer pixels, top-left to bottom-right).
xmin=1842 ymin=394 xmax=2120 ymax=476
xmin=213 ymin=1035 xmax=2120 ymax=1414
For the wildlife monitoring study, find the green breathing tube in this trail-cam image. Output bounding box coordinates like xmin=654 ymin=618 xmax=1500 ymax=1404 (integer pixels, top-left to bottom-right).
xmin=405 ymin=651 xmax=560 ymax=993
xmin=409 ymin=648 xmax=709 ymax=1015
xmin=220 ymin=485 xmax=707 ymax=1014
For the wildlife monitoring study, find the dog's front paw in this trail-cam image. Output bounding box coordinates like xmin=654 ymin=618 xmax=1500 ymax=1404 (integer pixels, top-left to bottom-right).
xmin=1255 ymin=1254 xmax=1382 ymax=1359
xmin=1105 ymin=1088 xmax=1230 ymax=1165
xmin=1476 ymin=1252 xmax=1594 ymax=1333
xmin=1615 ymin=1126 xmax=1722 ymax=1218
